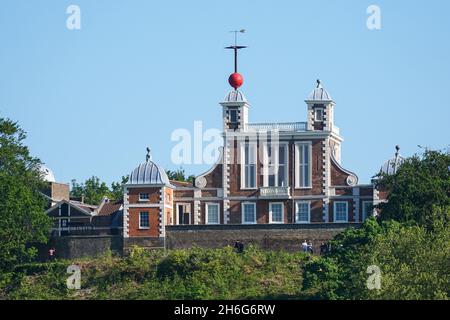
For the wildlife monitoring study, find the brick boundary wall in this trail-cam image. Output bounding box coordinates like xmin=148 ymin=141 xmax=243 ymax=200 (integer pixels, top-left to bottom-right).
xmin=166 ymin=223 xmax=361 ymax=253
xmin=40 ymin=223 xmax=361 ymax=259
xmin=37 ymin=235 xmax=123 ymax=260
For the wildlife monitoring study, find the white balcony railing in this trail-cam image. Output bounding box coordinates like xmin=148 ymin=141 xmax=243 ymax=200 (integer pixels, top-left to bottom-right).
xmin=245 ymin=122 xmax=307 ymax=132
xmin=260 ymin=186 xmax=291 ymax=198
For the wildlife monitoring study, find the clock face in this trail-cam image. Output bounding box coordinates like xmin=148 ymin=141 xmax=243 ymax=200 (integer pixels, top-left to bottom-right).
xmin=195 ymin=176 xmax=207 ymax=189
xmin=346 ymin=175 xmax=357 ymax=187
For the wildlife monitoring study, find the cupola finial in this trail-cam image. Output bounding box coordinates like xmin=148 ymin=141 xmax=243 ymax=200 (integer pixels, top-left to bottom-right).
xmin=316 ymin=79 xmax=321 ymax=88
xmin=146 ymin=147 xmax=152 ymax=162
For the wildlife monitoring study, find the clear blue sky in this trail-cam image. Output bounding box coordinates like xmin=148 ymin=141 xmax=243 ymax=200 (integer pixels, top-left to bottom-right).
xmin=1 ymin=0 xmax=449 ymax=185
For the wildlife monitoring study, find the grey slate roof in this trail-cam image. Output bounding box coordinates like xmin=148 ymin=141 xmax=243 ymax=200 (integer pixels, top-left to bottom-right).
xmin=128 ymin=160 xmax=171 ymax=185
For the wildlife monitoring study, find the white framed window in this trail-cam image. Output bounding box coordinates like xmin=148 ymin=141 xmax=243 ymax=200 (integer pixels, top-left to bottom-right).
xmin=362 ymin=201 xmax=373 ymax=222
xmin=229 ymin=109 xmax=238 ymax=123
xmin=295 ymin=201 xmax=310 ymax=223
xmin=139 ymin=193 xmax=149 ymax=201
xmin=263 ymin=142 xmax=288 ymax=187
xmin=205 ymin=203 xmax=220 ymax=224
xmin=240 ymin=142 xmax=257 ymax=189
xmin=295 ymin=142 xmax=312 ymax=188
xmin=139 ymin=211 xmax=150 ymax=229
xmin=269 ymin=202 xmax=284 ymax=223
xmin=334 ymin=202 xmax=348 ymax=222
xmin=241 ymin=202 xmax=256 ymax=224
xmin=314 ymin=108 xmax=324 ymax=121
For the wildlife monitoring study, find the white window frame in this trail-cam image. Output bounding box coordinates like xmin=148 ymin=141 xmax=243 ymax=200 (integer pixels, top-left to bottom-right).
xmin=241 ymin=202 xmax=257 ymax=224
xmin=205 ymin=203 xmax=220 ymax=225
xmin=295 ymin=201 xmax=311 ymax=224
xmin=263 ymin=142 xmax=289 ymax=187
xmin=240 ymin=141 xmax=258 ymax=190
xmin=176 ymin=203 xmax=191 ymax=225
xmin=334 ymin=201 xmax=348 ymax=222
xmin=139 ymin=192 xmax=149 ymax=201
xmin=269 ymin=202 xmax=284 ymax=224
xmin=295 ymin=142 xmax=312 ymax=189
xmin=314 ymin=108 xmax=324 ymax=121
xmin=361 ymin=201 xmax=372 ymax=222
xmin=139 ymin=211 xmax=150 ymax=229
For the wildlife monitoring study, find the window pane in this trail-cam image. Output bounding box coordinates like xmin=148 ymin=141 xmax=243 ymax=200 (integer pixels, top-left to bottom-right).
xmin=269 ymin=174 xmax=275 ymax=187
xmin=278 ymin=146 xmax=285 ymax=164
xmin=140 ymin=212 xmax=149 ymax=228
xmin=335 ymin=203 xmax=347 ymax=221
xmin=271 ymin=204 xmax=283 ymax=222
xmin=298 ymin=144 xmax=311 ymax=188
xmin=296 ymin=203 xmax=309 ymax=222
xmin=244 ymin=204 xmax=255 ymax=223
xmin=208 ymin=205 xmax=219 ymax=224
xmin=230 ymin=110 xmax=237 ymax=123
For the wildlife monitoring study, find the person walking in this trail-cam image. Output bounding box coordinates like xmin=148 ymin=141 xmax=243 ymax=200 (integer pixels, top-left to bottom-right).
xmin=320 ymin=242 xmax=328 ymax=255
xmin=48 ymin=247 xmax=56 ymax=261
xmin=301 ymin=240 xmax=308 ymax=253
xmin=307 ymin=241 xmax=314 ymax=254
xmin=234 ymin=240 xmax=244 ymax=253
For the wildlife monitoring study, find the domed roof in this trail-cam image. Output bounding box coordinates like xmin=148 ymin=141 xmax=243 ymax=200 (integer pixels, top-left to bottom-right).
xmin=39 ymin=165 xmax=56 ymax=183
xmin=223 ymin=90 xmax=247 ymax=103
xmin=307 ymin=80 xmax=332 ymax=101
xmin=128 ymin=160 xmax=171 ymax=186
xmin=128 ymin=148 xmax=171 ymax=186
xmin=380 ymin=146 xmax=405 ymax=175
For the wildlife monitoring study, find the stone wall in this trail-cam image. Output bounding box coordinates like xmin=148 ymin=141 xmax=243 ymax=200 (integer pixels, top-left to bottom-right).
xmin=40 ymin=223 xmax=360 ymax=259
xmin=38 ymin=236 xmax=123 ymax=260
xmin=166 ymin=223 xmax=360 ymax=253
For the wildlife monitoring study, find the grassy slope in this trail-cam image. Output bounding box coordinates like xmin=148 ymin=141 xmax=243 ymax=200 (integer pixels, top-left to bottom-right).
xmin=1 ymin=246 xmax=314 ymax=300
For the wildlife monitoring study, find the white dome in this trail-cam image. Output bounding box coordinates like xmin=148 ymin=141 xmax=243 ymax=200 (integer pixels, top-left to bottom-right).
xmin=223 ymin=90 xmax=247 ymax=103
xmin=307 ymin=80 xmax=332 ymax=101
xmin=380 ymin=147 xmax=405 ymax=175
xmin=39 ymin=165 xmax=56 ymax=183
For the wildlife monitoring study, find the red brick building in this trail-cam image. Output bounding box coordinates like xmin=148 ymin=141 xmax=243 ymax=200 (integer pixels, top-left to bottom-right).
xmin=123 ymin=80 xmax=379 ymax=240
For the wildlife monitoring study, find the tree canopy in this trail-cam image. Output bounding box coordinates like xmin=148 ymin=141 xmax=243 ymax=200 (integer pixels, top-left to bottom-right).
xmin=375 ymin=149 xmax=450 ymax=227
xmin=70 ymin=175 xmax=129 ymax=205
xmin=166 ymin=168 xmax=194 ymax=183
xmin=0 ymin=118 xmax=51 ymax=271
xmin=302 ymin=148 xmax=450 ymax=300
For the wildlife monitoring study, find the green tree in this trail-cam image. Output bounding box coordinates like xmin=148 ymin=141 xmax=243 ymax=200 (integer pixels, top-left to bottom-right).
xmin=375 ymin=150 xmax=450 ymax=227
xmin=71 ymin=175 xmax=129 ymax=204
xmin=110 ymin=175 xmax=129 ymax=201
xmin=166 ymin=168 xmax=194 ymax=183
xmin=0 ymin=118 xmax=51 ymax=271
xmin=71 ymin=176 xmax=110 ymax=205
xmin=302 ymin=219 xmax=450 ymax=300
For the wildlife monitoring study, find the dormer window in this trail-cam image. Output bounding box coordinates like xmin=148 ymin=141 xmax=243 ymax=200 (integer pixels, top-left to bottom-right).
xmin=314 ymin=108 xmax=324 ymax=122
xmin=139 ymin=193 xmax=149 ymax=201
xmin=229 ymin=109 xmax=238 ymax=123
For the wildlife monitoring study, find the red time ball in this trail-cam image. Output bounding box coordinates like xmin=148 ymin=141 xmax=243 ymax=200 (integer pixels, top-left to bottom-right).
xmin=228 ymin=72 xmax=244 ymax=90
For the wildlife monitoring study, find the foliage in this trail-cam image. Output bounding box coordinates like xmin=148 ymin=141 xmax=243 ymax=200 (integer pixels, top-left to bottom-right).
xmin=70 ymin=175 xmax=129 ymax=205
xmin=166 ymin=168 xmax=194 ymax=183
xmin=302 ymin=219 xmax=450 ymax=300
xmin=0 ymin=246 xmax=309 ymax=300
xmin=375 ymin=150 xmax=450 ymax=227
xmin=0 ymin=118 xmax=51 ymax=272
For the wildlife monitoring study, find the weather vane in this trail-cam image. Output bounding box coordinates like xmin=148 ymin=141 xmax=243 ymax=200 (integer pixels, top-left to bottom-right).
xmin=225 ymin=29 xmax=247 ymax=90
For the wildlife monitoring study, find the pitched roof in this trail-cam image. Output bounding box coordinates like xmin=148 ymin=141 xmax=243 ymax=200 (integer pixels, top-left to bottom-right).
xmin=97 ymin=199 xmax=123 ymax=216
xmin=169 ymin=180 xmax=195 ymax=188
